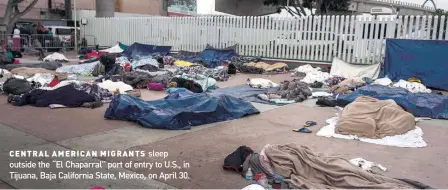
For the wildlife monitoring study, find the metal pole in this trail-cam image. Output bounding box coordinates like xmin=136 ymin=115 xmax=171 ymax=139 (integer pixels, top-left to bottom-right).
xmin=74 ymin=0 xmax=77 ymax=52
xmin=287 ymin=0 xmax=290 ymax=7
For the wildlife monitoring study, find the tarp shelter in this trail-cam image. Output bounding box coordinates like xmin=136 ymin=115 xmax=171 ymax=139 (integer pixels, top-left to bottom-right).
xmin=330 ymin=57 xmax=380 ymax=79
xmin=384 ymin=39 xmax=448 ymax=91
xmin=200 ymin=46 xmax=238 ymax=68
xmin=104 ymin=88 xmax=260 ymax=130
xmin=122 ymin=43 xmax=172 ymax=60
xmin=335 ymin=85 xmax=448 ymax=119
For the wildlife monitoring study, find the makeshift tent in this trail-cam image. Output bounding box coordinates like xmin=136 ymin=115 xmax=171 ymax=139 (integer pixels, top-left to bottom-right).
xmin=122 ymin=43 xmax=172 ymax=59
xmin=330 ymin=57 xmax=380 ymax=79
xmin=335 ymin=85 xmax=448 ymax=119
xmin=104 ymin=88 xmax=260 ymax=130
xmin=384 ymin=39 xmax=448 ymax=91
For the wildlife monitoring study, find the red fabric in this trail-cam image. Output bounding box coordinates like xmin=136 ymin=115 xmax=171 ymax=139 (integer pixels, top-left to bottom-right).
xmin=124 ymin=63 xmax=131 ymax=72
xmin=13 ymin=38 xmax=20 ymax=51
xmin=147 ymin=82 xmax=165 ymax=91
xmin=86 ymin=52 xmax=105 ymax=59
xmin=90 ymin=186 xmax=105 ymax=190
xmin=48 ymin=77 xmax=60 ymax=87
xmin=13 ymin=59 xmax=20 ymax=64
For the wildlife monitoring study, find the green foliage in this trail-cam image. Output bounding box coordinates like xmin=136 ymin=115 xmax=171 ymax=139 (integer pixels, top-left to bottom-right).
xmin=263 ymin=0 xmax=349 ymax=14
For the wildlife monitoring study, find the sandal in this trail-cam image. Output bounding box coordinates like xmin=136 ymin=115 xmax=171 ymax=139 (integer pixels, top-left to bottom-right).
xmin=304 ymin=121 xmax=317 ymax=127
xmin=293 ymin=127 xmax=312 ymax=133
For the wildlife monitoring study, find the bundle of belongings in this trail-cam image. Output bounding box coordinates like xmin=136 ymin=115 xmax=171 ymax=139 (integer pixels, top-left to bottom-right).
xmin=316 ymin=96 xmax=427 ymax=148
xmin=7 ymin=82 xmax=112 ymax=109
xmin=43 ymin=52 xmax=69 ymax=62
xmin=293 ymin=64 xmax=332 ymax=85
xmin=236 ymin=62 xmax=289 ymax=74
xmin=336 ymin=96 xmax=416 ymax=138
xmin=104 ymin=88 xmax=260 ymax=130
xmin=223 ymin=143 xmax=433 ymax=189
xmin=257 ymin=79 xmax=312 ymax=104
xmin=176 ymin=65 xmax=230 ymax=81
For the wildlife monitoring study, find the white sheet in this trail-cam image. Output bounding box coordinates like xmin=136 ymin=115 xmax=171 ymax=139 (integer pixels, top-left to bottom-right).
xmin=316 ymin=115 xmax=427 ymax=148
xmin=43 ymin=52 xmax=69 ymax=62
xmin=99 ymin=44 xmax=124 ymax=53
xmin=247 ymin=78 xmax=279 ymax=88
xmin=294 ymin=64 xmax=332 ymax=84
xmin=98 ymin=80 xmax=133 ymax=94
xmin=330 ymin=57 xmax=380 ymax=79
xmin=393 ymin=79 xmax=432 ymax=93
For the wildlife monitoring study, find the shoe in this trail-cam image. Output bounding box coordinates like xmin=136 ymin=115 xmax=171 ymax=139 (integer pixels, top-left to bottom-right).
xmin=293 ymin=127 xmax=312 ymax=133
xmin=7 ymin=94 xmax=14 ymax=103
xmin=304 ymin=121 xmax=317 ymax=127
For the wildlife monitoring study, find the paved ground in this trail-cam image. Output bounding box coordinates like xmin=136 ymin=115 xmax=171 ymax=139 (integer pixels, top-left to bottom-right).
xmin=0 ymin=67 xmax=448 ymax=188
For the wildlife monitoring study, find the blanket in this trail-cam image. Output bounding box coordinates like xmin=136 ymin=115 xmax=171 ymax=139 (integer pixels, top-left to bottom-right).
xmin=104 ymin=88 xmax=260 ymax=130
xmin=336 ymin=96 xmax=416 ymax=138
xmin=56 ymin=61 xmax=98 ymax=76
xmin=11 ymin=67 xmax=68 ymax=80
xmin=264 ymin=143 xmax=416 ymax=189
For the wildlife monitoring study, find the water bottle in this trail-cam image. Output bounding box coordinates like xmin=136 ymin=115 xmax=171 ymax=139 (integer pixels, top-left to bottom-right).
xmin=245 ymin=168 xmax=253 ymax=181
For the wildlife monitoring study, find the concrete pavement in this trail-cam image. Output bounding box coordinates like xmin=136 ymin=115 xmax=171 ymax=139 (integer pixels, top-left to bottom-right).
xmin=0 ymin=73 xmax=447 ymax=188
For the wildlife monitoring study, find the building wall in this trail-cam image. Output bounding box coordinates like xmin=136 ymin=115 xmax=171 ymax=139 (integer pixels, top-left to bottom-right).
xmin=0 ymin=0 xmax=164 ymax=21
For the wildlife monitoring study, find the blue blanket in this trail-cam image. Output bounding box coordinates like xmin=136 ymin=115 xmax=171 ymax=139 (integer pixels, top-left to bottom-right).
xmin=207 ymin=85 xmax=281 ymax=105
xmin=104 ymin=88 xmax=260 ymax=130
xmin=123 ymin=43 xmax=172 ymax=59
xmin=384 ymin=39 xmax=448 ymax=91
xmin=336 ymin=85 xmax=448 ymax=119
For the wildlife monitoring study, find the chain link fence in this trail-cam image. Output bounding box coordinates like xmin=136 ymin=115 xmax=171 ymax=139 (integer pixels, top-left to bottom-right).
xmin=0 ymin=34 xmax=97 ymax=53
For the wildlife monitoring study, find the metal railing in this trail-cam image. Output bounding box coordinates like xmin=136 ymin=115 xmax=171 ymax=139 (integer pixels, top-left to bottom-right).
xmin=0 ymin=34 xmax=97 ymax=53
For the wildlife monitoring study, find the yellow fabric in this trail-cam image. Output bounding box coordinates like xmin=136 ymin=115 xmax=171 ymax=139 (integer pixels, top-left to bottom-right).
xmin=408 ymin=77 xmax=421 ymax=83
xmin=265 ymin=62 xmax=288 ymax=72
xmin=174 ymin=60 xmax=195 ymax=67
xmin=246 ymin=62 xmax=288 ymax=72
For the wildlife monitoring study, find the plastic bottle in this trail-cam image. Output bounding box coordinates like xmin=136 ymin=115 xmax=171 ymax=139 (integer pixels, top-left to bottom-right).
xmin=245 ymin=168 xmax=253 ymax=181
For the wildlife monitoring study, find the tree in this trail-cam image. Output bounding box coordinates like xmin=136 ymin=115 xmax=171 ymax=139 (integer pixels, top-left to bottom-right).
xmin=2 ymin=0 xmax=39 ymax=34
xmin=263 ymin=0 xmax=350 ymax=16
xmin=263 ymin=0 xmax=308 ymax=17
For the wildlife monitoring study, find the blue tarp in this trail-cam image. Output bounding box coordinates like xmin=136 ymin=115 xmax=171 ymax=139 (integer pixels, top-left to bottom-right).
xmin=200 ymin=48 xmax=238 ymax=68
xmin=336 ymin=85 xmax=448 ymax=119
xmin=207 ymin=85 xmax=281 ymax=105
xmin=122 ymin=43 xmax=172 ymax=60
xmin=104 ymin=88 xmax=260 ymax=130
xmin=384 ymin=39 xmax=448 ymax=91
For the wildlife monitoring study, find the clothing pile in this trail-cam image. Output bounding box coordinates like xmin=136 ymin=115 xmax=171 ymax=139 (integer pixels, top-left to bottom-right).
xmin=294 ymin=64 xmax=332 ymax=84
xmin=238 ymin=62 xmax=289 ymax=74
xmin=258 ymin=79 xmax=312 ymax=104
xmin=229 ymin=56 xmax=262 ymax=73
xmin=329 ymin=78 xmax=365 ymax=94
xmin=176 ymin=65 xmax=230 ymax=81
xmin=392 ymin=79 xmax=432 ymax=93
xmin=173 ymin=73 xmax=216 ymax=91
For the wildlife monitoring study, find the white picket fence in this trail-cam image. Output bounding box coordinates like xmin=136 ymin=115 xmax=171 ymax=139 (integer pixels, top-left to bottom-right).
xmin=82 ymin=15 xmax=448 ymax=64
